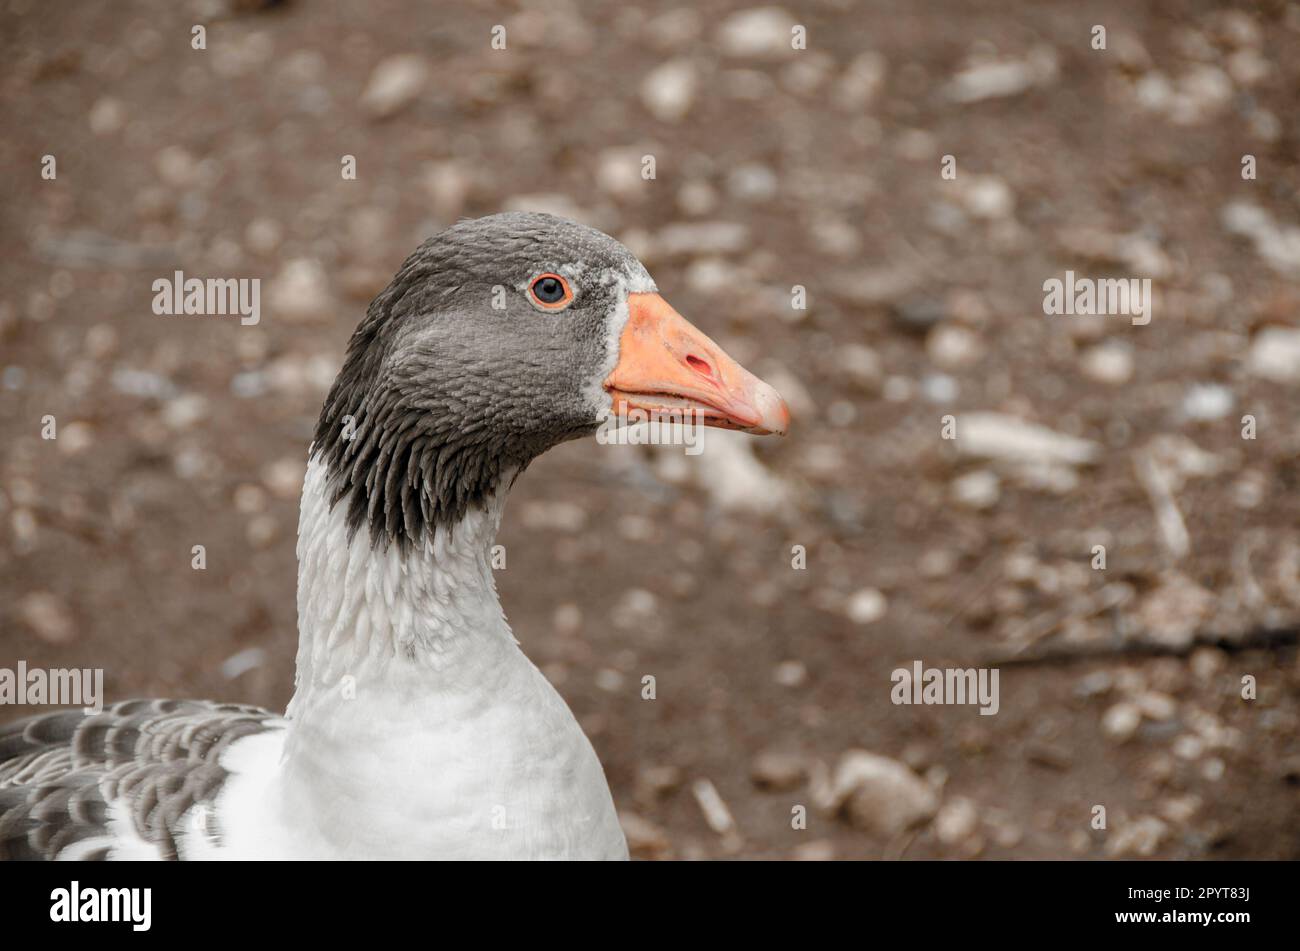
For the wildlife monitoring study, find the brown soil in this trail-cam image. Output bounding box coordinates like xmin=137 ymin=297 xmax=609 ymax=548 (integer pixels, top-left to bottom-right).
xmin=1 ymin=0 xmax=1298 ymax=859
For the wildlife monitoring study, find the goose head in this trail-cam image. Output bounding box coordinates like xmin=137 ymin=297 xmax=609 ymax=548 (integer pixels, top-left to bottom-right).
xmin=311 ymin=211 xmax=790 ymax=549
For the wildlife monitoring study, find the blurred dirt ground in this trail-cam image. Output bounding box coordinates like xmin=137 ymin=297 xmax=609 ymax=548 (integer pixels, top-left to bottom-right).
xmin=2 ymin=0 xmax=1299 ymax=859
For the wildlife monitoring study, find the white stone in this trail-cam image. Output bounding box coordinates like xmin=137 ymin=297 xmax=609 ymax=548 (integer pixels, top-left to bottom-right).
xmin=640 ymin=59 xmax=697 ymax=122
xmin=951 ymin=470 xmax=1000 ymax=510
xmin=655 ymin=221 xmax=750 ymax=256
xmin=1080 ymin=341 xmax=1134 ymax=385
xmin=1102 ymin=702 xmax=1142 ymax=742
xmin=360 ymin=54 xmax=427 ymax=118
xmin=835 ymin=52 xmax=887 ymax=110
xmin=957 ymin=413 xmax=1100 ymax=466
xmin=1247 ymin=326 xmax=1300 ymax=384
xmin=717 ymin=7 xmax=797 ymax=58
xmin=1181 ymin=384 xmax=1234 ymax=421
xmin=845 ymin=588 xmax=887 ymax=625
xmin=726 ymin=163 xmax=778 ymax=203
xmin=595 ymin=148 xmax=650 ymax=202
xmin=268 ymin=258 xmax=333 ymax=323
xmin=945 ymin=47 xmax=1058 ymax=103
xmin=927 ymin=324 xmax=983 ymax=368
xmin=934 ymin=797 xmax=979 ymax=845
xmin=1105 ymin=816 xmax=1168 ymax=857
xmin=823 ymin=751 xmax=939 ymax=837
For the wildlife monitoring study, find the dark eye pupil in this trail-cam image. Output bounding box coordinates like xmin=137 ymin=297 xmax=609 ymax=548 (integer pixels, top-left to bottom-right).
xmin=534 ymin=277 xmax=564 ymax=303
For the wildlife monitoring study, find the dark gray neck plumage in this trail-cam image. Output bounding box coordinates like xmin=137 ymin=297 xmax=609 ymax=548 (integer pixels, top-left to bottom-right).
xmin=310 ymin=213 xmax=635 ymax=550
xmin=310 ymin=247 xmax=517 ymax=550
xmin=311 ymin=396 xmax=522 ymax=553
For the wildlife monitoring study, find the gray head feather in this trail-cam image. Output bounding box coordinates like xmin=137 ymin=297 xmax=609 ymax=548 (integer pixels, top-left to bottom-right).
xmin=312 ymin=212 xmax=652 ymax=550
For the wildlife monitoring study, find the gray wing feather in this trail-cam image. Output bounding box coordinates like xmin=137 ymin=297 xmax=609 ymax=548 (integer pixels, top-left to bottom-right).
xmin=0 ymin=699 xmax=280 ymax=860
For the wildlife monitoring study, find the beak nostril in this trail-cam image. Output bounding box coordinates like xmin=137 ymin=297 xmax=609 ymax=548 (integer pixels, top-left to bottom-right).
xmin=685 ymin=354 xmax=713 ymax=378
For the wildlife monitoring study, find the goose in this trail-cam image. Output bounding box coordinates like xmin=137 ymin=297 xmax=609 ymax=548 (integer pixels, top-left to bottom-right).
xmin=0 ymin=212 xmax=789 ymax=860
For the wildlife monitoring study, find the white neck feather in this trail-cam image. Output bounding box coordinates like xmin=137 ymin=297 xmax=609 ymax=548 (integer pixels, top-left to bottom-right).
xmin=286 ymin=457 xmax=515 ymax=719
xmin=260 ymin=455 xmax=625 ymax=859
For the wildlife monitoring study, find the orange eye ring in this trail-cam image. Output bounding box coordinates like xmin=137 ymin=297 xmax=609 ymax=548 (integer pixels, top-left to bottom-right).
xmin=528 ymin=273 xmax=574 ymax=310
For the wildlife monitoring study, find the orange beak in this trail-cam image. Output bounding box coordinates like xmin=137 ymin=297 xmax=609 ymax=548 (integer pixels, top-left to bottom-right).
xmin=603 ymin=293 xmax=790 ymax=436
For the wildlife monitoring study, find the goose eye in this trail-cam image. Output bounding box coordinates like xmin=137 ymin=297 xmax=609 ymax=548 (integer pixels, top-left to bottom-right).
xmin=529 ymin=273 xmax=573 ymax=309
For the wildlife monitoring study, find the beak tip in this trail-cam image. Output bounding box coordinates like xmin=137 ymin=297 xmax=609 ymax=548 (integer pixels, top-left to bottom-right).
xmin=749 ymin=386 xmax=791 ymax=436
